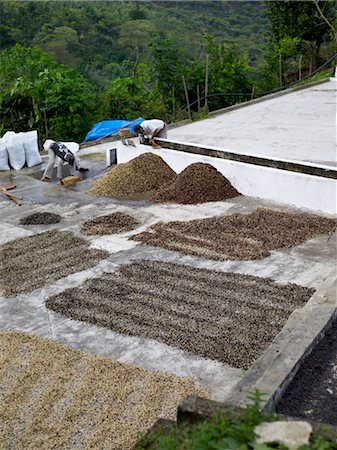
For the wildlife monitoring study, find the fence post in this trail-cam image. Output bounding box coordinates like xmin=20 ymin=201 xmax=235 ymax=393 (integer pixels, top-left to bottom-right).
xmin=205 ymin=54 xmax=209 ymax=113
xmin=182 ymin=76 xmax=192 ymax=122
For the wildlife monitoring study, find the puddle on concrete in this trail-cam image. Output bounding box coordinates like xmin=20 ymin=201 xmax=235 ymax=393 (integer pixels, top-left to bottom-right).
xmin=276 ymin=320 xmax=337 ymax=425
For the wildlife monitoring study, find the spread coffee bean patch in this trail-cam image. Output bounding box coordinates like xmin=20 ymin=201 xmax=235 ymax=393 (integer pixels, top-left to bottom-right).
xmin=132 ymin=208 xmax=337 ymax=260
xmin=1 ymin=331 xmax=206 ymax=450
xmin=0 ymin=230 xmax=108 ymax=296
xmin=45 ymin=260 xmax=314 ymax=370
xmin=82 ymin=212 xmax=140 ymax=235
xmin=19 ymin=212 xmax=62 ymax=225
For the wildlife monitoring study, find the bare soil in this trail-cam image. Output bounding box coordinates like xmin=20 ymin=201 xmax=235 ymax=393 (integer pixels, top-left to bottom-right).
xmin=0 ymin=331 xmax=206 ymax=450
xmin=82 ymin=212 xmax=140 ymax=235
xmin=276 ymin=320 xmax=337 ymax=425
xmin=45 ymin=260 xmax=314 ymax=370
xmin=19 ymin=212 xmax=61 ymax=225
xmin=150 ymin=162 xmax=240 ymax=204
xmin=131 ymin=208 xmax=337 ymax=261
xmin=0 ymin=231 xmax=108 ymax=297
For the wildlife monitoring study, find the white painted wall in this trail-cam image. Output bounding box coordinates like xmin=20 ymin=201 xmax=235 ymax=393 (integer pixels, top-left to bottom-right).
xmin=116 ymin=142 xmax=337 ymax=216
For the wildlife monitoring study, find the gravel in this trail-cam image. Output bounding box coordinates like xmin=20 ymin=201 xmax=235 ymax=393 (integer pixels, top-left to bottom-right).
xmin=0 ymin=230 xmax=108 ymax=297
xmin=82 ymin=212 xmax=140 ymax=235
xmin=0 ymin=331 xmax=206 ymax=450
xmin=45 ymin=260 xmax=314 ymax=369
xmin=89 ymin=152 xmax=176 ymax=200
xmin=19 ymin=212 xmax=62 ymax=225
xmin=132 ymin=208 xmax=337 ymax=260
xmin=276 ymin=320 xmax=337 ymax=425
xmin=150 ymin=162 xmax=240 ymax=204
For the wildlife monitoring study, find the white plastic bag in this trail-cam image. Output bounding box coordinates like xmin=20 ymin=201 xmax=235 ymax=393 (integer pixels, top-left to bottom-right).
xmin=3 ymin=131 xmax=26 ymax=170
xmin=21 ymin=130 xmax=42 ymax=167
xmin=62 ymin=142 xmax=79 ymax=154
xmin=0 ymin=138 xmax=10 ymax=171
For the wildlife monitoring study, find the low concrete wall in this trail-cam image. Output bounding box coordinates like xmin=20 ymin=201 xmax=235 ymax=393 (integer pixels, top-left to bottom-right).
xmin=116 ymin=142 xmax=337 ymax=216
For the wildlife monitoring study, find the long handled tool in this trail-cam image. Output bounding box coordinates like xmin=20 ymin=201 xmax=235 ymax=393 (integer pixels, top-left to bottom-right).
xmin=0 ymin=184 xmax=21 ymax=205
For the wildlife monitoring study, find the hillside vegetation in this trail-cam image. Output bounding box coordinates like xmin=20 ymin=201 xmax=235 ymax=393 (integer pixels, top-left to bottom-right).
xmin=0 ymin=1 xmax=268 ymax=84
xmin=0 ymin=0 xmax=336 ymax=143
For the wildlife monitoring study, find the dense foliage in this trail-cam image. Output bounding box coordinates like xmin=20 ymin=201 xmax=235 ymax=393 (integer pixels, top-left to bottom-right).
xmin=0 ymin=44 xmax=96 ymax=142
xmin=0 ymin=1 xmax=336 ymax=143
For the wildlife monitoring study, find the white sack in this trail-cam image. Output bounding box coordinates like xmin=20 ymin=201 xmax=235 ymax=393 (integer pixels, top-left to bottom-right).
xmin=21 ymin=130 xmax=42 ymax=167
xmin=3 ymin=131 xmax=26 ymax=170
xmin=61 ymin=142 xmax=79 ymax=154
xmin=0 ymin=138 xmax=10 ymax=171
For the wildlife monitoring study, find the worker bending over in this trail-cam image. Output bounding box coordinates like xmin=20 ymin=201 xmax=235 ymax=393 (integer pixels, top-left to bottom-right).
xmin=41 ymin=140 xmax=87 ymax=185
xmin=134 ymin=119 xmax=167 ymax=148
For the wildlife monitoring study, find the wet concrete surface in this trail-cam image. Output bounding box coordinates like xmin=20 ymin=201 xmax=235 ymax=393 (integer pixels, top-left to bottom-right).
xmin=0 ymin=147 xmax=336 ymax=404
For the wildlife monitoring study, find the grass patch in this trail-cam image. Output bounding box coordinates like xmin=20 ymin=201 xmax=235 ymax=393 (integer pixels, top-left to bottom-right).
xmin=136 ymin=391 xmax=337 ymax=449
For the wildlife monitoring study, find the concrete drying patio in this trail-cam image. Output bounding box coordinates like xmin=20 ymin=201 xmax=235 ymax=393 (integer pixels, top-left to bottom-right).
xmin=169 ymin=78 xmax=337 ymax=168
xmin=0 ymin=79 xmax=336 ymax=444
xmin=0 ymin=154 xmax=336 ymax=403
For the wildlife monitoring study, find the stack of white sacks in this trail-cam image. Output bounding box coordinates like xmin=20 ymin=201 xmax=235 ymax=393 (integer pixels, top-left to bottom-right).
xmin=0 ymin=130 xmax=42 ymax=171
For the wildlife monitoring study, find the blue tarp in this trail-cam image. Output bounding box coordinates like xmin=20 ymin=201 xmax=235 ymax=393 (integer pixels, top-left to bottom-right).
xmin=83 ymin=118 xmax=144 ymax=142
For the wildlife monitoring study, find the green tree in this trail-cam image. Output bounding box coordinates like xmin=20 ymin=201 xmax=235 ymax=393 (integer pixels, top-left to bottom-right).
xmin=0 ymin=44 xmax=96 ymax=142
xmin=33 ymin=25 xmax=80 ymax=68
xmin=149 ymin=36 xmax=185 ymax=118
xmin=102 ymin=63 xmax=166 ymax=121
xmin=265 ymin=0 xmax=336 ymax=47
xmin=264 ymin=0 xmax=337 ymax=86
xmin=204 ymin=35 xmax=252 ymax=110
xmin=118 ymin=20 xmax=156 ymax=76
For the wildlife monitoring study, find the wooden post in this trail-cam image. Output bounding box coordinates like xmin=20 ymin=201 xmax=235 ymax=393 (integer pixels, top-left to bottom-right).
xmin=197 ymin=84 xmax=200 ymax=111
xmin=172 ymin=86 xmax=175 ymax=120
xmin=299 ymin=54 xmax=303 ymax=80
xmin=182 ymin=76 xmax=192 ymax=122
xmin=205 ymin=54 xmax=209 ymax=112
xmin=250 ymin=84 xmax=255 ymax=100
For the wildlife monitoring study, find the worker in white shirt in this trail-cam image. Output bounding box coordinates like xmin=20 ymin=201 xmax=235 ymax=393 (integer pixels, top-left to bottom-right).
xmin=134 ymin=119 xmax=167 ymax=148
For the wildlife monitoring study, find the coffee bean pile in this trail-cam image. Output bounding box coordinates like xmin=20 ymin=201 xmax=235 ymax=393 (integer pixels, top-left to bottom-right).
xmin=45 ymin=260 xmax=314 ymax=369
xmin=150 ymin=163 xmax=240 ymax=204
xmin=19 ymin=212 xmax=61 ymax=225
xmin=1 ymin=331 xmax=206 ymax=450
xmin=132 ymin=208 xmax=337 ymax=260
xmin=89 ymin=152 xmax=176 ymax=200
xmin=0 ymin=231 xmax=108 ymax=296
xmin=82 ymin=212 xmax=140 ymax=235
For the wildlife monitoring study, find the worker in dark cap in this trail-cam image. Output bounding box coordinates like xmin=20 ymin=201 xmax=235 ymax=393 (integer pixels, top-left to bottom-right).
xmin=134 ymin=119 xmax=167 ymax=148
